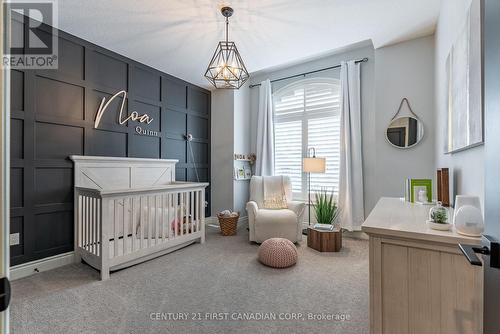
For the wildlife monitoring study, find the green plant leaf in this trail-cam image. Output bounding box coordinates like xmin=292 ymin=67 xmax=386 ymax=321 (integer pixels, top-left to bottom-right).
xmin=313 ymin=187 xmax=339 ymax=225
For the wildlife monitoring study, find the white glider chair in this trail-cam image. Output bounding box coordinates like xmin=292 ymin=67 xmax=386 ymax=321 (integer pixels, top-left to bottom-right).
xmin=246 ymin=176 xmax=305 ymax=243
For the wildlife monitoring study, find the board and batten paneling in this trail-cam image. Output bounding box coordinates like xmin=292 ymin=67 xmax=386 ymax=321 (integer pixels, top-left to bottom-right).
xmin=9 ymin=16 xmax=211 ymax=266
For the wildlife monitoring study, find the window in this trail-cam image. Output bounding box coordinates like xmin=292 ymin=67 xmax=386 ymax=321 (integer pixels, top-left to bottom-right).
xmin=273 ymin=78 xmax=341 ymax=200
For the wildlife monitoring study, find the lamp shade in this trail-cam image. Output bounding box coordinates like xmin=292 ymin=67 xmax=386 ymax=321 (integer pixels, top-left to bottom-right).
xmin=303 ymin=157 xmax=326 ymax=173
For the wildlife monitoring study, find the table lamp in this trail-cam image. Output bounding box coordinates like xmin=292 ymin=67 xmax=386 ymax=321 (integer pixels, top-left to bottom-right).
xmin=303 ymin=147 xmax=326 ymax=235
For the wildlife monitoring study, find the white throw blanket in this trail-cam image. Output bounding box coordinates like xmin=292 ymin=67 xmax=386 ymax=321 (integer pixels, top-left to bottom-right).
xmin=263 ymin=176 xmax=287 ymax=209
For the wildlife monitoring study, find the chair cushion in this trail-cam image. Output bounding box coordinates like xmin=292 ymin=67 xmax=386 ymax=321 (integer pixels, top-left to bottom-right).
xmin=254 ymin=209 xmax=299 ymax=242
xmin=256 ymin=208 xmax=297 ymax=224
xmin=258 ymin=238 xmax=298 ymax=268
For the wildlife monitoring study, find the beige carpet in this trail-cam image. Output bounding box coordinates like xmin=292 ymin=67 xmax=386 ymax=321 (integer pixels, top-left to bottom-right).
xmin=10 ymin=226 xmax=369 ymax=334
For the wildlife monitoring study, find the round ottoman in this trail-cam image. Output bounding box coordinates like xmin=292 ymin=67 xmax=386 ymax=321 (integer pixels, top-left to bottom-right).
xmin=258 ymin=238 xmax=297 ymax=268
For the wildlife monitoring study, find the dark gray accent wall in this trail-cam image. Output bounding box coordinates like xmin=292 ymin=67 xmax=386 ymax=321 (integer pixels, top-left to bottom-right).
xmin=10 ymin=17 xmax=211 ymax=266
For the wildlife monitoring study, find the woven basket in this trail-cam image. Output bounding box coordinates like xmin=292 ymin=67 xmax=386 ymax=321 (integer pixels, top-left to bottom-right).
xmin=217 ymin=212 xmax=239 ymax=236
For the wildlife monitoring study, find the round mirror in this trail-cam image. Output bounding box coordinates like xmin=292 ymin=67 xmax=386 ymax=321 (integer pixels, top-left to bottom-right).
xmin=386 ymin=116 xmax=424 ymax=149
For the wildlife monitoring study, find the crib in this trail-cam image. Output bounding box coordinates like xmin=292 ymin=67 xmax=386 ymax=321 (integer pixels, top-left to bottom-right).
xmin=71 ymin=156 xmax=208 ymax=280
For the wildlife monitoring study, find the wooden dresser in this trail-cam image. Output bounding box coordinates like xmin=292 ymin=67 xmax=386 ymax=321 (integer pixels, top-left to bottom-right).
xmin=362 ymin=198 xmax=483 ymax=334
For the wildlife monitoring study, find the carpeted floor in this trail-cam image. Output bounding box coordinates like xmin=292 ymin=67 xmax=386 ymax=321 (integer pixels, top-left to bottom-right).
xmin=10 ymin=226 xmax=369 ymax=334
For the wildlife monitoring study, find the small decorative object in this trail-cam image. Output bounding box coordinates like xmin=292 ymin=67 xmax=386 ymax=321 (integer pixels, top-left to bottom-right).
xmin=312 ymin=188 xmax=339 ymax=226
xmin=386 ymin=98 xmax=425 ymax=149
xmin=237 ymin=168 xmax=245 ymax=179
xmin=313 ymin=223 xmax=334 ymax=231
xmin=427 ymin=202 xmax=451 ymax=231
xmin=436 ymin=168 xmax=450 ymax=206
xmin=205 ymin=7 xmax=249 ymax=89
xmin=244 ymin=166 xmax=252 ymax=179
xmin=454 ymin=205 xmax=484 ymax=237
xmin=406 ymin=178 xmax=432 ymax=203
xmin=248 ymin=153 xmax=256 ymax=165
xmin=258 ymin=238 xmax=297 ymax=268
xmin=234 ymin=167 xmax=246 ymax=180
xmin=220 ymin=209 xmax=232 ymax=217
xmin=454 ymin=195 xmax=484 ymax=237
xmin=217 ymin=211 xmax=239 ymax=236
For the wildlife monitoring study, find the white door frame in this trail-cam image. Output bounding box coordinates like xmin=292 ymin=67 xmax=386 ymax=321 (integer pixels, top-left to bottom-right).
xmin=0 ymin=1 xmax=11 ymax=332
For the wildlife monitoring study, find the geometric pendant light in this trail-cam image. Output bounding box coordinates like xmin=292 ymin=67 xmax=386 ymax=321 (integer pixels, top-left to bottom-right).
xmin=205 ymin=7 xmax=249 ymax=89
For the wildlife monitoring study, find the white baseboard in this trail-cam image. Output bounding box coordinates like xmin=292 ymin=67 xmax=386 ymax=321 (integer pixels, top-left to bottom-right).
xmin=10 ymin=251 xmax=75 ymax=281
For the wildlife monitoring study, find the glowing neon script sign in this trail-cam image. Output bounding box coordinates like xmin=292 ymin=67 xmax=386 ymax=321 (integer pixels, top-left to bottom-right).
xmin=94 ymin=90 xmax=154 ymax=130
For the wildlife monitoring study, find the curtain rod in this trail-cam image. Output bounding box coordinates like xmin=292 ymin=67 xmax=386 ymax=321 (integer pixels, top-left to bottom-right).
xmin=248 ymin=57 xmax=368 ymax=88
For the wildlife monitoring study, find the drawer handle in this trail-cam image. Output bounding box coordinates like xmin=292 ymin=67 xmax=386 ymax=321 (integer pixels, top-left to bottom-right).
xmin=458 ymin=244 xmax=489 ymax=266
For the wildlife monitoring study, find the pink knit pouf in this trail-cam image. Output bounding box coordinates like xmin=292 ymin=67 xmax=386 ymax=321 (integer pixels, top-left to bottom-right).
xmin=258 ymin=238 xmax=298 ymax=268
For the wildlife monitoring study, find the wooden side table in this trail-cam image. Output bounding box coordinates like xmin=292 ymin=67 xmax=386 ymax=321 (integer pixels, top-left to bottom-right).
xmin=307 ymin=227 xmax=342 ymax=252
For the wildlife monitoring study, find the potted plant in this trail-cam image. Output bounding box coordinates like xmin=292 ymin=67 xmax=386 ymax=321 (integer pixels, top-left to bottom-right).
xmin=427 ymin=202 xmax=451 ymax=231
xmin=313 ymin=188 xmax=339 ymax=229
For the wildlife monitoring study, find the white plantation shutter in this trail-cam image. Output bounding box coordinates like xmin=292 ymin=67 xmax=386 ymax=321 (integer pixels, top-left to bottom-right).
xmin=309 ymin=117 xmax=340 ymax=193
xmin=273 ymin=78 xmax=341 ymax=199
xmin=274 ymin=121 xmax=302 ymax=193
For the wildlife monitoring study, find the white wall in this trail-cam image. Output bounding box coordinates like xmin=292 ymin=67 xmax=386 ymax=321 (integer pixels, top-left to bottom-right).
xmin=210 ymin=90 xmax=234 ymax=214
xmin=373 ymin=36 xmax=436 ymax=210
xmin=233 ymin=83 xmax=251 ymax=215
xmin=210 ymin=83 xmax=252 ymax=216
xmin=434 ymin=0 xmax=484 ymax=208
xmin=250 ymin=44 xmax=376 ymax=216
xmin=249 ymin=38 xmax=436 ymax=216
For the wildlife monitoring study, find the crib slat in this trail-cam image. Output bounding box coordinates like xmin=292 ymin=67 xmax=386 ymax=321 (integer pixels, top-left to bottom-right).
xmin=78 ymin=195 xmax=82 ymax=248
xmin=186 ymin=192 xmax=190 ymax=235
xmin=89 ymin=197 xmax=93 ymax=254
xmin=191 ymin=191 xmax=194 ymax=234
xmin=114 ymin=199 xmax=119 ymax=257
xmin=94 ymin=197 xmax=98 ymax=255
xmin=174 ymin=193 xmax=178 ymax=237
xmin=140 ymin=196 xmax=144 ymax=249
xmin=146 ymin=196 xmax=151 ymax=247
xmin=167 ymin=193 xmax=172 ymax=239
xmin=160 ymin=194 xmax=165 ymax=243
xmin=155 ymin=195 xmax=159 ymax=245
xmin=88 ymin=197 xmax=91 ymax=253
xmin=86 ymin=196 xmax=90 ymax=251
xmin=180 ymin=192 xmax=186 ymax=235
xmin=97 ymin=198 xmax=101 ymax=257
xmin=93 ymin=198 xmax=97 ymax=254
xmin=123 ymin=197 xmax=129 ymax=255
xmin=197 ymin=191 xmax=201 ymax=232
xmin=201 ymin=190 xmax=205 ymax=243
xmin=131 ymin=197 xmax=136 ymax=252
xmin=90 ymin=198 xmax=94 ymax=254
xmin=82 ymin=196 xmax=86 ymax=250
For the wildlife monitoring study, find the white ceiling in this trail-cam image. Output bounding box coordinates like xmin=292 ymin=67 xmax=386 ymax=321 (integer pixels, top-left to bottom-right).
xmin=56 ymin=0 xmax=441 ymax=89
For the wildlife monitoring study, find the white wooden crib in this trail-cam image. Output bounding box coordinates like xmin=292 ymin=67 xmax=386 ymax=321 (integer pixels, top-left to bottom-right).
xmin=70 ymin=156 xmax=208 ymax=280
